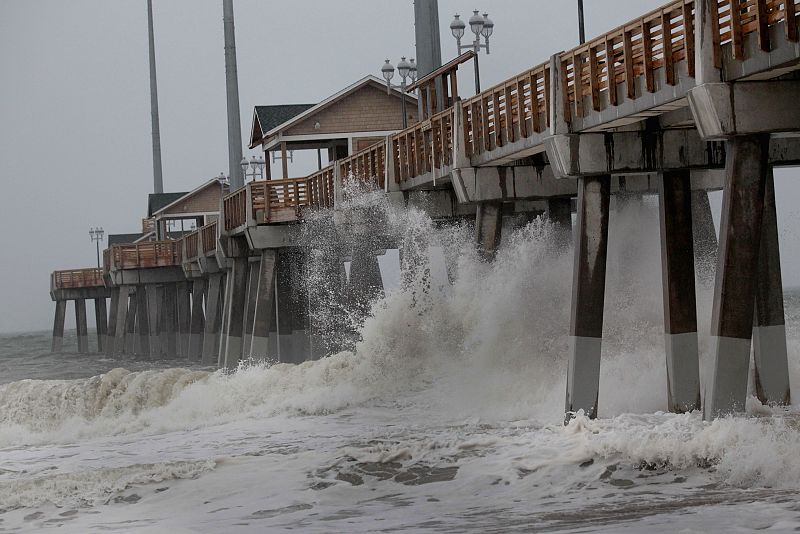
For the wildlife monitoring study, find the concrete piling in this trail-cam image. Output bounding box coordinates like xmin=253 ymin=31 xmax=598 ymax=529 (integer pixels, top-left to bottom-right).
xmin=691 ymin=189 xmax=718 ymax=286
xmin=658 ymin=170 xmax=701 ymax=413
xmin=135 ymin=286 xmax=151 ymax=357
xmin=705 ymin=135 xmax=769 ymax=419
xmin=177 ymin=281 xmax=191 ymax=358
xmin=106 ymin=288 xmax=119 ymax=356
xmin=94 ymin=297 xmax=108 ymax=354
xmin=566 ymin=175 xmax=610 ymax=420
xmin=51 ymin=300 xmax=66 ymax=352
xmin=547 ymin=197 xmax=573 ymax=247
xmin=223 ymin=255 xmax=249 ymax=368
xmin=475 ymin=201 xmax=503 ymax=261
xmin=202 ymin=273 xmax=224 ymax=366
xmin=188 ymin=279 xmax=206 ymax=360
xmin=752 ymin=166 xmax=791 ymax=406
xmin=75 ymin=298 xmax=89 ymax=353
xmin=163 ymin=283 xmax=179 ymax=357
xmin=249 ymin=250 xmax=277 ymax=360
xmin=113 ymin=286 xmax=131 ymax=354
xmin=125 ymin=291 xmax=137 ymax=354
xmin=242 ymin=262 xmax=258 ymax=358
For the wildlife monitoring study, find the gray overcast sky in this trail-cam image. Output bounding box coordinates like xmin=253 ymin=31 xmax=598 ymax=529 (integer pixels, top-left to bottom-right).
xmin=1 ymin=1 xmax=799 ymax=333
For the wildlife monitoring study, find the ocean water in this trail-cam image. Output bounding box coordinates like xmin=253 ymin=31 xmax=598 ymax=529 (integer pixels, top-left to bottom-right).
xmin=3 ymin=194 xmax=800 ymax=533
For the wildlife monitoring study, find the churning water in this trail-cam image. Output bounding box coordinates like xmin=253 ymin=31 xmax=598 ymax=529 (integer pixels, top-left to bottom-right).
xmin=3 ymin=189 xmax=800 ymax=532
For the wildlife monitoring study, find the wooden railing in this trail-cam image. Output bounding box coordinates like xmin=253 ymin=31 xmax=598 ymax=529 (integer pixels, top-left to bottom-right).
xmin=308 ymin=166 xmax=335 ymax=209
xmin=391 ymin=108 xmax=454 ymax=183
xmin=184 ymin=230 xmax=200 ymax=261
xmin=52 ymin=268 xmax=105 ymax=289
xmin=109 ymin=241 xmax=183 ymax=270
xmin=201 ymin=221 xmax=217 ymax=256
xmin=103 ymin=248 xmax=110 ymax=273
xmin=462 ymin=62 xmax=550 ymax=158
xmin=223 ymin=187 xmax=248 ymax=232
xmin=251 ymin=178 xmax=311 ymax=224
xmin=338 ymin=141 xmax=387 ymax=190
xmin=718 ymin=0 xmax=798 ymax=59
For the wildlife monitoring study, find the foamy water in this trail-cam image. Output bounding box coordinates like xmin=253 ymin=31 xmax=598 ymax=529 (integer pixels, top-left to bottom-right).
xmin=3 ymin=194 xmax=800 ymax=532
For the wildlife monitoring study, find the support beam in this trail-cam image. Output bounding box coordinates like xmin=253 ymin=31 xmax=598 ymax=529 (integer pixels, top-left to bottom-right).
xmin=475 ymin=201 xmax=503 ymax=261
xmin=113 ymin=286 xmax=131 ymax=354
xmin=202 ymin=273 xmax=224 ymax=366
xmin=94 ymin=298 xmax=108 ymax=354
xmin=188 ymin=278 xmax=206 ymax=360
xmin=176 ymin=281 xmax=191 ymax=358
xmin=706 ymin=135 xmax=768 ymax=419
xmin=144 ymin=285 xmax=161 ymax=357
xmin=250 ymin=250 xmax=277 ymax=359
xmin=74 ymin=298 xmax=89 ymax=353
xmin=51 ymin=300 xmax=66 ymax=353
xmin=566 ymin=175 xmax=610 ymax=421
xmin=752 ymin=167 xmax=791 ymax=406
xmin=223 ymin=255 xmax=249 ymax=368
xmin=659 ymin=171 xmax=701 ymax=413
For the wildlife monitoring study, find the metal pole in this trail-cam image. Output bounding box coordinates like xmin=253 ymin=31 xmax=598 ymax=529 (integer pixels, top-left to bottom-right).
xmin=96 ymin=240 xmax=100 ymax=269
xmin=147 ymin=0 xmax=164 ymax=194
xmin=473 ymin=41 xmax=481 ymax=93
xmin=577 ymin=0 xmax=586 ymax=44
xmin=223 ymin=0 xmax=244 ymax=191
xmin=401 ymin=81 xmax=408 ymax=128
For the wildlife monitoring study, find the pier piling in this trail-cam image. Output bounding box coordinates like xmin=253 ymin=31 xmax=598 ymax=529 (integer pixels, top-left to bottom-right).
xmin=75 ymin=298 xmax=89 ymax=353
xmin=566 ymin=175 xmax=610 ymax=420
xmin=51 ymin=300 xmax=66 ymax=353
xmin=659 ymin=170 xmax=701 ymax=413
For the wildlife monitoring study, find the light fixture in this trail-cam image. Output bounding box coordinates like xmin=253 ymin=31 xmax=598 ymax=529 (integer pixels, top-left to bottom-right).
xmin=450 ymin=10 xmax=496 ymax=92
xmin=378 ymin=55 xmax=416 ymax=128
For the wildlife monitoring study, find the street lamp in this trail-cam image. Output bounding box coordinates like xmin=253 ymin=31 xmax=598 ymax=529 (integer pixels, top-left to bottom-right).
xmin=240 ymin=154 xmax=266 ymax=182
xmin=450 ymin=10 xmax=495 ymax=93
xmin=380 ymin=56 xmax=417 ymax=128
xmin=89 ymin=227 xmax=104 ymax=269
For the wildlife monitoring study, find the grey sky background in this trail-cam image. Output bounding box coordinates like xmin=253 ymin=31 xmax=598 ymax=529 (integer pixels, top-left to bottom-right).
xmin=1 ymin=0 xmax=799 ymax=334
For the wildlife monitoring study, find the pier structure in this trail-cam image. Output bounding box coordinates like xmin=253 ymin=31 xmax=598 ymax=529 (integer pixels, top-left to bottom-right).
xmin=49 ymin=269 xmax=110 ymax=353
xmin=51 ymin=0 xmax=800 ymax=420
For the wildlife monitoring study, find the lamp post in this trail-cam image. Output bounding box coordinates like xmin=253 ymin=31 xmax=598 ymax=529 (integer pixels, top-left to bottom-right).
xmin=89 ymin=227 xmax=104 ymax=269
xmin=240 ymin=154 xmax=266 ymax=182
xmin=450 ymin=10 xmax=494 ymax=93
xmin=380 ymin=57 xmax=417 ymax=128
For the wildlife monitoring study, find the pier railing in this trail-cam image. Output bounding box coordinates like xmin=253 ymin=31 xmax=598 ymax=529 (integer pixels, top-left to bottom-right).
xmin=184 ymin=230 xmax=200 ymax=261
xmin=51 ymin=268 xmax=105 ymax=290
xmin=108 ymin=241 xmax=183 ymax=270
xmin=214 ymin=0 xmax=799 ymax=221
xmin=339 ymin=141 xmax=387 ymax=189
xmin=391 ymin=107 xmax=454 ymax=183
xmin=201 ymin=220 xmax=218 ymax=256
xmin=307 ymin=166 xmax=335 ymax=209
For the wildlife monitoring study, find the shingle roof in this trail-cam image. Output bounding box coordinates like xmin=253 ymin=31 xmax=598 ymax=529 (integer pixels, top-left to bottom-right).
xmin=255 ymin=104 xmax=316 ymax=135
xmin=108 ymin=233 xmax=145 ymax=246
xmin=148 ymin=192 xmax=188 ymax=217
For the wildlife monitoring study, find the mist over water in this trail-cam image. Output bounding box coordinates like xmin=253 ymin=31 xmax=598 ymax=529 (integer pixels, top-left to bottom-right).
xmin=3 ymin=190 xmax=800 ymax=531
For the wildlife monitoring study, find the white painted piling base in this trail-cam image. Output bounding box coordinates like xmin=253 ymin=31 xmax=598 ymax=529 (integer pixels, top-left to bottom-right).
xmin=704 ymin=336 xmax=752 ymax=419
xmin=566 ymin=336 xmax=602 ymax=417
xmin=752 ymin=324 xmax=791 ymax=405
xmin=664 ymin=332 xmax=701 ymax=412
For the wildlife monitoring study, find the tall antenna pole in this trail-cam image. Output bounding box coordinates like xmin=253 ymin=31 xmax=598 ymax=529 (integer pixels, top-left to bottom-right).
xmin=147 ymin=0 xmax=164 ymax=194
xmin=414 ymin=0 xmax=443 ymax=114
xmin=577 ymin=0 xmax=586 ymax=44
xmin=223 ymin=0 xmax=244 ymax=191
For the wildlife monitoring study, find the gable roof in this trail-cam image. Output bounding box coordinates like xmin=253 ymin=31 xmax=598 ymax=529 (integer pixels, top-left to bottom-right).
xmin=249 ymin=75 xmax=417 ymax=148
xmin=148 ymin=192 xmax=187 ymax=217
xmin=151 ymin=178 xmax=226 ymax=218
